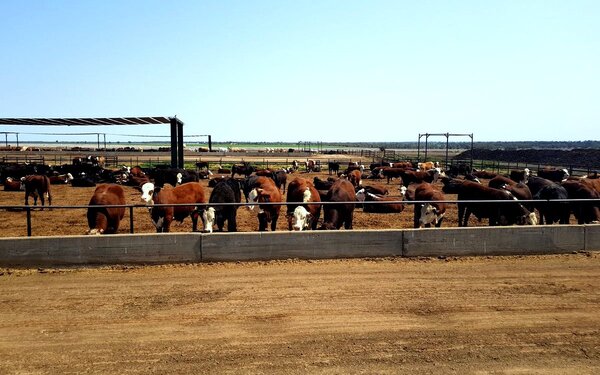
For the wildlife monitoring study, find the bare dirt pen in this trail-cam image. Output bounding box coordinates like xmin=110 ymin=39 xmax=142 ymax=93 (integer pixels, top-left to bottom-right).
xmin=1 ymin=254 xmax=599 ymax=373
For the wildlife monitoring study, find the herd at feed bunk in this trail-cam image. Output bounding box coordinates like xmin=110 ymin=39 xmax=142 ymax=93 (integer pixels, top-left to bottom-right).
xmin=1 ymin=155 xmax=599 ymax=235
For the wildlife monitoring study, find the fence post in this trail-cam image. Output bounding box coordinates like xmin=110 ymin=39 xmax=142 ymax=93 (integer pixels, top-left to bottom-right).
xmin=26 ymin=207 xmax=32 ymax=237
xmin=129 ymin=206 xmax=134 ymax=234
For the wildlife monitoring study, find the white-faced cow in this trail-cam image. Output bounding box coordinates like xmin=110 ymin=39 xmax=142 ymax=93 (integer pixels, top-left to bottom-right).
xmin=413 ymin=182 xmax=447 ymax=228
xmin=22 ymin=175 xmax=52 ymax=209
xmin=286 ymin=177 xmax=322 ymax=231
xmin=355 ymin=187 xmax=406 ymax=213
xmin=141 ymin=182 xmax=206 ymax=232
xmin=247 ymin=176 xmax=282 ymax=231
xmin=200 ymin=178 xmax=241 ymax=233
xmin=3 ymin=177 xmax=24 ymax=191
xmin=87 ymin=184 xmax=126 ymax=235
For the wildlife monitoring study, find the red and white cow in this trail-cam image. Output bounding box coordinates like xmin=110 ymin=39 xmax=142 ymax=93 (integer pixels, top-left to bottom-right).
xmin=286 ymin=177 xmax=322 ymax=231
xmin=22 ymin=175 xmax=52 ymax=209
xmin=141 ymin=182 xmax=206 ymax=232
xmin=247 ymin=176 xmax=282 ymax=231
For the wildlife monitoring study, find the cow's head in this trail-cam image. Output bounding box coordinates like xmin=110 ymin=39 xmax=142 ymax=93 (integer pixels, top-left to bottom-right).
xmin=141 ymin=182 xmax=156 ymax=204
xmin=561 ymin=168 xmax=570 ymax=181
xmin=289 ymin=206 xmax=311 ymax=231
xmin=200 ymin=207 xmax=216 ymax=233
xmin=355 ymin=188 xmax=366 ymax=202
xmin=430 ymin=167 xmax=445 ymax=183
xmin=419 ymin=203 xmax=445 ymax=228
xmin=176 ymin=172 xmax=183 ymax=185
xmin=247 ymin=188 xmax=263 ymax=211
xmin=399 ymin=186 xmax=407 ymax=198
xmin=65 ymin=173 xmax=74 ymax=183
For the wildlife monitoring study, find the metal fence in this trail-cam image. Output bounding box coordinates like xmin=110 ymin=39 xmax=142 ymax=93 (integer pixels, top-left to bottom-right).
xmin=2 ymin=198 xmax=598 ymax=237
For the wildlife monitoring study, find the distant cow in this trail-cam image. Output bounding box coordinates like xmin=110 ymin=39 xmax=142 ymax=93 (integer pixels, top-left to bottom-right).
xmin=70 ymin=173 xmax=97 ymax=187
xmin=320 ymin=179 xmax=356 ymax=230
xmin=413 ymin=182 xmax=447 ymax=228
xmin=442 ymin=178 xmax=537 ymax=227
xmin=538 ymin=168 xmax=569 ymax=182
xmin=286 ymin=177 xmax=322 ymax=231
xmin=398 ymin=168 xmax=443 ymax=187
xmin=447 ymin=163 xmax=472 ymax=178
xmin=200 ymin=178 xmax=241 ymax=233
xmin=472 ymin=169 xmax=499 ymax=179
xmin=87 ymin=184 xmax=126 ymax=235
xmin=141 ymin=182 xmax=206 ymax=232
xmin=328 ymin=162 xmax=340 ymax=175
xmin=271 ymin=170 xmax=288 ymax=193
xmin=509 ymin=168 xmax=530 ymax=184
xmin=231 ymin=163 xmax=256 ymax=178
xmin=347 ymin=169 xmax=362 ymax=187
xmin=3 ymin=177 xmax=24 ymax=191
xmin=417 ymin=161 xmax=439 ymax=171
xmin=360 ymin=185 xmax=388 ymax=196
xmin=22 ymin=175 xmax=52 ymax=209
xmin=304 ymin=160 xmax=316 ymax=172
xmin=49 ymin=173 xmax=74 ymax=185
xmin=313 ymin=176 xmax=335 ymax=191
xmin=247 ymin=176 xmax=282 ymax=231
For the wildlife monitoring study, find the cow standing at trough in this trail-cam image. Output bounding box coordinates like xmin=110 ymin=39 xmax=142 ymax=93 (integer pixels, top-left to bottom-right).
xmin=442 ymin=178 xmax=537 ymax=227
xmin=526 ymin=176 xmax=571 ymax=225
xmin=247 ymin=176 xmax=282 ymax=231
xmin=87 ymin=184 xmax=126 ymax=235
xmin=200 ymin=178 xmax=241 ymax=233
xmin=22 ymin=175 xmax=52 ymax=209
xmin=141 ymin=182 xmax=206 ymax=232
xmin=561 ymin=180 xmax=600 ymax=224
xmin=320 ymin=179 xmax=356 ymax=230
xmin=413 ymin=182 xmax=447 ymax=228
xmin=286 ymin=177 xmax=322 ymax=231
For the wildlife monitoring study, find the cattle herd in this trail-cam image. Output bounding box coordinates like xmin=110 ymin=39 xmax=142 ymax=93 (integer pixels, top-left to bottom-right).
xmin=0 ymin=156 xmax=599 ymax=236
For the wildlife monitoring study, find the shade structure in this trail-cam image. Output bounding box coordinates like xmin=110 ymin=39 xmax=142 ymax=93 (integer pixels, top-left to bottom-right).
xmin=0 ymin=117 xmax=185 ymax=168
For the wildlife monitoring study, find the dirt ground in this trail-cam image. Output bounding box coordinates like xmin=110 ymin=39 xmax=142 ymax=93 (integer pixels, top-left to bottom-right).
xmin=1 ymin=253 xmax=599 ymax=374
xmin=0 ymin=167 xmax=578 ymax=237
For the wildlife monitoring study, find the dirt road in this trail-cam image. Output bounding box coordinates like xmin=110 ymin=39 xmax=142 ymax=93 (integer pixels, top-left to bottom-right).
xmin=1 ymin=253 xmax=599 ymax=374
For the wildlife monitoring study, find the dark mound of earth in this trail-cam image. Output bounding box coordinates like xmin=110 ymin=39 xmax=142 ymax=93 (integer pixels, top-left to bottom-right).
xmin=454 ymin=148 xmax=600 ymax=169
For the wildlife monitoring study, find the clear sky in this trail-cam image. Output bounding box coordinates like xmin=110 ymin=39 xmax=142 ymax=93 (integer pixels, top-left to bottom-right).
xmin=0 ymin=1 xmax=598 ymax=143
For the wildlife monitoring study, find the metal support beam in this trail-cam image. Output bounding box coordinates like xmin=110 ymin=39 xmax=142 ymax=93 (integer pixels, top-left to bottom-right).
xmin=170 ymin=118 xmax=178 ymax=168
xmin=177 ymin=121 xmax=184 ymax=169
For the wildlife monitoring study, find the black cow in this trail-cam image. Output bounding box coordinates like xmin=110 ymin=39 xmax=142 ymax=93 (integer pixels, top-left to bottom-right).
xmin=200 ymin=178 xmax=242 ymax=232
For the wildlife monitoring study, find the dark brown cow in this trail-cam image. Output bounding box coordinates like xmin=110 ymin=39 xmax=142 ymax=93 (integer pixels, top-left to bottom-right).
xmin=247 ymin=176 xmax=282 ymax=231
xmin=286 ymin=177 xmax=322 ymax=231
xmin=361 ymin=185 xmax=388 ymax=196
xmin=538 ymin=167 xmax=569 ymax=182
xmin=488 ymin=175 xmax=534 ymax=211
xmin=87 ymin=184 xmax=126 ymax=235
xmin=141 ymin=182 xmax=206 ymax=232
xmin=23 ymin=175 xmax=52 ymax=209
xmin=49 ymin=173 xmax=74 ymax=185
xmin=320 ymin=179 xmax=356 ymax=230
xmin=413 ymin=182 xmax=447 ymax=228
xmin=380 ymin=167 xmax=406 ymax=184
xmin=561 ymin=180 xmax=600 ymax=224
xmin=442 ymin=178 xmax=537 ymax=227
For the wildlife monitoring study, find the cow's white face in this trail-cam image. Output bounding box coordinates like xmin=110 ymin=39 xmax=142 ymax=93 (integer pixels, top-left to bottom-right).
xmin=141 ymin=182 xmax=155 ymax=204
xmin=524 ymin=212 xmax=538 ymax=225
xmin=302 ymin=188 xmax=312 ymax=203
xmin=201 ymin=207 xmax=215 ymax=233
xmin=66 ymin=173 xmax=74 ymax=182
xmin=419 ymin=203 xmax=444 ymax=227
xmin=431 ymin=168 xmax=443 ymax=183
xmin=399 ymin=186 xmax=407 ymax=197
xmin=292 ymin=206 xmax=311 ymax=231
xmin=87 ymin=228 xmax=104 ymax=235
xmin=355 ymin=189 xmax=366 ymax=202
xmin=247 ymin=188 xmax=259 ymax=210
xmin=562 ymin=169 xmax=570 ymax=181
xmin=176 ymin=172 xmax=183 ymax=185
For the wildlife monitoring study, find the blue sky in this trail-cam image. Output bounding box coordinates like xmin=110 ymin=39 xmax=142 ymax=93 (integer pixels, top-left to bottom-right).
xmin=0 ymin=1 xmax=598 ymax=143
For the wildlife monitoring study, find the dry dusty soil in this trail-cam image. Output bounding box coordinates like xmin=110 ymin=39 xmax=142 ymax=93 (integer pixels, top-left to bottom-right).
xmin=1 ymin=253 xmax=599 ymax=374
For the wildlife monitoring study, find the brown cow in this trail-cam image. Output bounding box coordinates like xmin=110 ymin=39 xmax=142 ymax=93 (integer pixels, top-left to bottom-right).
xmin=561 ymin=180 xmax=600 ymax=224
xmin=286 ymin=177 xmax=322 ymax=231
xmin=413 ymin=183 xmax=447 ymax=228
xmin=87 ymin=184 xmax=126 ymax=235
xmin=320 ymin=179 xmax=356 ymax=230
xmin=141 ymin=182 xmax=206 ymax=232
xmin=355 ymin=187 xmax=405 ymax=213
xmin=417 ymin=161 xmax=439 ymax=171
xmin=247 ymin=176 xmax=282 ymax=231
xmin=22 ymin=175 xmax=52 ymax=209
xmin=3 ymin=177 xmax=24 ymax=191
xmin=347 ymin=169 xmax=362 ymax=187
xmin=398 ymin=168 xmax=443 ymax=187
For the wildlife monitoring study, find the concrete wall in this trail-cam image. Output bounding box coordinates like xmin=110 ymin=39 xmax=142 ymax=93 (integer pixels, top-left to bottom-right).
xmin=0 ymin=225 xmax=597 ymax=267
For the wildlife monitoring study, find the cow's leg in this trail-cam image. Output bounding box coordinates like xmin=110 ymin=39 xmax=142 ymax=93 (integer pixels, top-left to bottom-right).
xmin=413 ymin=203 xmax=422 ymax=228
xmin=344 ymin=210 xmax=353 ymax=229
xmin=258 ymin=212 xmax=267 ymax=231
xmin=190 ymin=210 xmax=199 ymax=231
xmin=217 ymin=213 xmax=226 ymax=231
xmin=227 ymin=212 xmax=237 ymax=232
xmin=457 ymin=204 xmax=465 ymax=227
xmin=270 ymin=213 xmax=278 ymax=231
